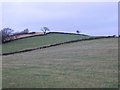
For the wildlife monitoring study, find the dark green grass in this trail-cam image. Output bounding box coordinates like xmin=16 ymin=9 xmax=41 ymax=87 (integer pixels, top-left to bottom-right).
xmin=2 ymin=38 xmax=118 ymax=88
xmin=2 ymin=33 xmax=90 ymax=53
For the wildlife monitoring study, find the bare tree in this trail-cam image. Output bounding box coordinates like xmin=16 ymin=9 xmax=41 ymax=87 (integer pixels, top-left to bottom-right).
xmin=0 ymin=28 xmax=14 ymax=43
xmin=41 ymin=27 xmax=50 ymax=34
xmin=23 ymin=28 xmax=29 ymax=34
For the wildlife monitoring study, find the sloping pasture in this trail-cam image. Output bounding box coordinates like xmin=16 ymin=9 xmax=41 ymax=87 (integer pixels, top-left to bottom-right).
xmin=2 ymin=33 xmax=90 ymax=54
xmin=2 ymin=38 xmax=118 ymax=88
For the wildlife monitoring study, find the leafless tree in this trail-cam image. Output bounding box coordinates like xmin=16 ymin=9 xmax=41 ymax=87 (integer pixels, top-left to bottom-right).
xmin=41 ymin=27 xmax=50 ymax=34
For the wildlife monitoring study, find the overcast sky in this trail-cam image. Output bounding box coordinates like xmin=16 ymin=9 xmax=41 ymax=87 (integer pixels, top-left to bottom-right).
xmin=1 ymin=2 xmax=118 ymax=36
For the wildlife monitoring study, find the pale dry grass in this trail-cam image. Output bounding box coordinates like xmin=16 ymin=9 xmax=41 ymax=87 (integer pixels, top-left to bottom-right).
xmin=15 ymin=32 xmax=44 ymax=39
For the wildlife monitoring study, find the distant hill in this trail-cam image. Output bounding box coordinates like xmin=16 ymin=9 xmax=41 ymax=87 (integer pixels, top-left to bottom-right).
xmin=2 ymin=32 xmax=91 ymax=54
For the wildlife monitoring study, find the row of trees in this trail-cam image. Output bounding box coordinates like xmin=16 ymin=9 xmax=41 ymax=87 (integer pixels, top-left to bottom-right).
xmin=0 ymin=27 xmax=50 ymax=44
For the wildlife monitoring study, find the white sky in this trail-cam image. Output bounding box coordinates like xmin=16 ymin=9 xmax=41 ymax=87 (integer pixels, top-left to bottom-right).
xmin=0 ymin=0 xmax=119 ymax=2
xmin=0 ymin=1 xmax=119 ymax=36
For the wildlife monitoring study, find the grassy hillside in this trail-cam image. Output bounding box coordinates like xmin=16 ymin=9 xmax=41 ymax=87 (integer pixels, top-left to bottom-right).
xmin=2 ymin=33 xmax=90 ymax=54
xmin=2 ymin=38 xmax=118 ymax=88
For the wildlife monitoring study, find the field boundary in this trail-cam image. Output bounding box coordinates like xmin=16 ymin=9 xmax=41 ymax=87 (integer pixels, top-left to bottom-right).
xmin=1 ymin=36 xmax=117 ymax=56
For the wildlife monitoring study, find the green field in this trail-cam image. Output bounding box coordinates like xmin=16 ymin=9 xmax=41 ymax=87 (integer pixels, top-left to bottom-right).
xmin=2 ymin=33 xmax=90 ymax=54
xmin=2 ymin=38 xmax=118 ymax=88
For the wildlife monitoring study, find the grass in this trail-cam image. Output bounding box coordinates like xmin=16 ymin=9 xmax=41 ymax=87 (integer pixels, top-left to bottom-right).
xmin=2 ymin=33 xmax=90 ymax=54
xmin=2 ymin=38 xmax=118 ymax=88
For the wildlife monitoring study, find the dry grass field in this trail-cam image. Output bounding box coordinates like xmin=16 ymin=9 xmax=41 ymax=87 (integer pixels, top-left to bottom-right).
xmin=2 ymin=38 xmax=118 ymax=88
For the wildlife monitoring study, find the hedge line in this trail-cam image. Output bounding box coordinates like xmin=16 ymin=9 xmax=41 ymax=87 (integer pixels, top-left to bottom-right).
xmin=1 ymin=36 xmax=117 ymax=56
xmin=46 ymin=32 xmax=90 ymax=36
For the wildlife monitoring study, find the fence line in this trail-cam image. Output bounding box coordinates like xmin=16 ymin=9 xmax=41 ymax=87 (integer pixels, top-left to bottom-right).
xmin=1 ymin=36 xmax=116 ymax=56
